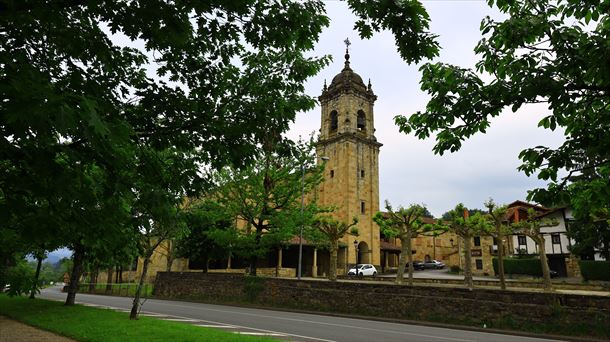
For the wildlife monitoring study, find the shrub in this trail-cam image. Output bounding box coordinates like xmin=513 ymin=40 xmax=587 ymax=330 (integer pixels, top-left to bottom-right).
xmin=449 ymin=265 xmax=460 ymax=274
xmin=579 ymin=260 xmax=610 ymax=281
xmin=492 ymin=258 xmax=542 ymax=276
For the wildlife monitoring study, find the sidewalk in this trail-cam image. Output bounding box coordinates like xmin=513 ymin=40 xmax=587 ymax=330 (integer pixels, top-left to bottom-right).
xmin=0 ymin=316 xmax=74 ymax=342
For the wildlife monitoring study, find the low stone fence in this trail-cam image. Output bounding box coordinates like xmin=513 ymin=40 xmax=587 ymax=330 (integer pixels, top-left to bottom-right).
xmin=154 ymin=272 xmax=610 ymax=339
xmin=338 ymin=275 xmax=610 ymax=291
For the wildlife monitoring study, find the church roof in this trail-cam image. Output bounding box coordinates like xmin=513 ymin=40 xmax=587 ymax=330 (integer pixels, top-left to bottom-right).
xmin=320 ymin=47 xmax=376 ymax=101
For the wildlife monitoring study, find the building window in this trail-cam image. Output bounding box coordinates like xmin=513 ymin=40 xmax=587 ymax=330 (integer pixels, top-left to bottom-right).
xmin=357 ymin=110 xmax=366 ymax=130
xmin=360 ymin=169 xmax=365 ymax=178
xmin=475 ymin=259 xmax=483 ymax=270
xmin=360 ymin=201 xmax=365 ymax=214
xmin=473 ymin=236 xmax=481 ymax=247
xmin=518 ymin=235 xmax=526 ymax=245
xmin=330 ymin=170 xmax=334 ymax=178
xmin=330 ymin=110 xmax=338 ymax=131
xmin=551 ymin=234 xmax=560 ymax=244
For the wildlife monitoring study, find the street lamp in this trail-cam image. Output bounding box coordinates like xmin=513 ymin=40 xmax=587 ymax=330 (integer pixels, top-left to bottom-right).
xmin=298 ymin=155 xmax=330 ymax=280
xmin=353 ymin=239 xmax=359 ymax=263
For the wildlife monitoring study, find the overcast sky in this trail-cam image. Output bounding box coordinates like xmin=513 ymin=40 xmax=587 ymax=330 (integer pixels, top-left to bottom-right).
xmin=285 ymin=1 xmax=565 ymax=217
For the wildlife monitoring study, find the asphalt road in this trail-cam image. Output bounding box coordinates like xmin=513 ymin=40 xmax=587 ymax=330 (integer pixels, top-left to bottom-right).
xmin=40 ymin=286 xmax=564 ymax=342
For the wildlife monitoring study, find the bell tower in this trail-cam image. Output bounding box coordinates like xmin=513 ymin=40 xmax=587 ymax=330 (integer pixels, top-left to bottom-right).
xmin=316 ymin=40 xmax=382 ymax=269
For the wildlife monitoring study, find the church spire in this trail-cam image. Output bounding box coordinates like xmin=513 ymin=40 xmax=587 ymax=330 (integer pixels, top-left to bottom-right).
xmin=343 ymin=37 xmax=351 ymax=69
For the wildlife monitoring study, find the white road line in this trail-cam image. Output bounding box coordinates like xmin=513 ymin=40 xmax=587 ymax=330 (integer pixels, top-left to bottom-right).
xmin=153 ymin=301 xmax=473 ymax=342
xmin=195 ymin=324 xmax=238 ymax=328
xmin=129 ymin=306 xmax=336 ymax=342
xmin=237 ymin=332 xmax=287 ymax=336
xmin=162 ymin=318 xmax=200 ymax=322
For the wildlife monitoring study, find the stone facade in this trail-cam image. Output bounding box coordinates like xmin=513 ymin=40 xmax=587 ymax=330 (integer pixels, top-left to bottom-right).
xmin=316 ymin=49 xmax=381 ymax=268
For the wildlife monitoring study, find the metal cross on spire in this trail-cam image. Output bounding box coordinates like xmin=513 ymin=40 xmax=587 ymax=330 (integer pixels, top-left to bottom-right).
xmin=344 ymin=38 xmax=351 ymax=52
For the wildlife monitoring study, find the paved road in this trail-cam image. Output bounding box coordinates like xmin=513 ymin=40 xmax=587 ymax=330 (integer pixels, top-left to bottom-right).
xmin=40 ymin=286 xmax=564 ymax=342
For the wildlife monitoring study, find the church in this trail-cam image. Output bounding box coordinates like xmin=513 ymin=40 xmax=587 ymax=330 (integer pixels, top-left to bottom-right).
xmin=314 ymin=45 xmax=382 ymax=270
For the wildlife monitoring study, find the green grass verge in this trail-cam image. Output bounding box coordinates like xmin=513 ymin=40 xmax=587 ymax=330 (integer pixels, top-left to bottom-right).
xmin=78 ymin=283 xmax=154 ymax=297
xmin=0 ymin=295 xmax=272 ymax=342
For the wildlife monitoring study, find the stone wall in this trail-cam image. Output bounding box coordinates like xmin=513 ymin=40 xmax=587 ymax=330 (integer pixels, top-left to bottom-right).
xmin=154 ymin=273 xmax=610 ymax=337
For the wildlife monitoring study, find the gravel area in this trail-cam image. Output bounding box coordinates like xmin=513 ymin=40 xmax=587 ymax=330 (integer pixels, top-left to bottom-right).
xmin=0 ymin=316 xmax=74 ymax=342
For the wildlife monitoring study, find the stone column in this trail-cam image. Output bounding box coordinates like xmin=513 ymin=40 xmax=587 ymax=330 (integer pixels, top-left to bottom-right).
xmin=312 ymin=248 xmax=318 ymax=278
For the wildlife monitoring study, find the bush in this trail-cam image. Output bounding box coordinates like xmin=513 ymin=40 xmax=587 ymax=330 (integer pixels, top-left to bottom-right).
xmin=492 ymin=258 xmax=542 ymax=276
xmin=579 ymin=260 xmax=610 ymax=281
xmin=5 ymin=260 xmax=36 ymax=296
xmin=449 ymin=265 xmax=460 ymax=274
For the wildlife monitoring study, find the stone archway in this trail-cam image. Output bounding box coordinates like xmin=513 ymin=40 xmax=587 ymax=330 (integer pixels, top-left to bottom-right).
xmin=358 ymin=241 xmax=370 ymax=264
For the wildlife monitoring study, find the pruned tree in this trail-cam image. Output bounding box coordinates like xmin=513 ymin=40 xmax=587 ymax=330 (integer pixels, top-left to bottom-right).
xmin=311 ymin=215 xmax=358 ymax=281
xmin=442 ymin=204 xmax=490 ymax=290
xmin=373 ymin=201 xmax=440 ymax=286
xmin=512 ymin=209 xmax=557 ymax=292
xmin=482 ymin=199 xmax=514 ymax=290
xmin=214 ymin=139 xmax=324 ymax=276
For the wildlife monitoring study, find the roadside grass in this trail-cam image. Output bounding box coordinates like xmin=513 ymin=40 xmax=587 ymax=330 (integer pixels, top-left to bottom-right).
xmin=0 ymin=295 xmax=273 ymax=342
xmin=78 ymin=283 xmax=153 ymax=298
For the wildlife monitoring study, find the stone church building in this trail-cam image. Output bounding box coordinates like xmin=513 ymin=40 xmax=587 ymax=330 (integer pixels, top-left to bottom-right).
xmin=315 ymin=47 xmax=382 ymax=270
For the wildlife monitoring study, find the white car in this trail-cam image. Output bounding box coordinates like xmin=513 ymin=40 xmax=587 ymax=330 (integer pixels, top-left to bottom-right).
xmin=347 ymin=264 xmax=377 ymax=277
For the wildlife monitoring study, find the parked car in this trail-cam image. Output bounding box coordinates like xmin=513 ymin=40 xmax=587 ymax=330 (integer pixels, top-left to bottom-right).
xmin=423 ymin=260 xmax=445 ymax=269
xmin=347 ymin=264 xmax=377 ymax=277
xmin=405 ymin=260 xmax=425 ymax=270
xmin=550 ymin=270 xmax=559 ymax=278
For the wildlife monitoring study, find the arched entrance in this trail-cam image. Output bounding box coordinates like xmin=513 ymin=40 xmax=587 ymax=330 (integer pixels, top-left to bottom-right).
xmin=358 ymin=241 xmax=370 ymax=264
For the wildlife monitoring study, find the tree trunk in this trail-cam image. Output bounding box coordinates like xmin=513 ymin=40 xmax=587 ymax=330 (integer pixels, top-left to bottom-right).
xmin=396 ymin=235 xmax=409 ymax=285
xmin=537 ymin=236 xmax=552 ymax=292
xmin=329 ymin=240 xmax=338 ymax=281
xmin=29 ymin=255 xmax=43 ymax=299
xmin=118 ymin=265 xmax=123 ymax=283
xmin=130 ymin=256 xmax=150 ymax=320
xmin=166 ymin=241 xmax=175 ymax=272
xmin=497 ymin=233 xmax=506 ymax=290
xmin=105 ymin=267 xmax=114 ymax=294
xmin=65 ymin=246 xmax=84 ymax=306
xmin=89 ymin=269 xmax=97 ymax=293
xmin=463 ymin=236 xmax=474 ymax=290
xmin=115 ymin=265 xmax=119 ymax=283
xmin=406 ymin=229 xmax=414 ymax=286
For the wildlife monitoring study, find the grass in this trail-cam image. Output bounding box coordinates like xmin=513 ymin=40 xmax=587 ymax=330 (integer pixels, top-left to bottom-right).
xmin=0 ymin=295 xmax=273 ymax=342
xmin=78 ymin=283 xmax=154 ymax=298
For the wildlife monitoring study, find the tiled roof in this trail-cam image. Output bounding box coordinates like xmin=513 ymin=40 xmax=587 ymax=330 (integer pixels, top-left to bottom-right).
xmin=380 ymin=240 xmax=401 ymax=252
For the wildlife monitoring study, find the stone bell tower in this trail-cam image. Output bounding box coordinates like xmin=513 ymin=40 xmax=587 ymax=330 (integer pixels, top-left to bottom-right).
xmin=316 ymin=40 xmax=382 ymax=268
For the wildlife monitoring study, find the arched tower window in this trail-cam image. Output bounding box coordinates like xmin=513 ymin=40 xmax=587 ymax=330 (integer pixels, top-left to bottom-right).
xmin=357 ymin=110 xmax=366 ymax=130
xmin=330 ymin=110 xmax=338 ymax=131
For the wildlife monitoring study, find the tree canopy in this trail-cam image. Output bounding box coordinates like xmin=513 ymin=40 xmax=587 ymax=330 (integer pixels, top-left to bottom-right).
xmin=394 ymin=0 xmax=610 ymax=222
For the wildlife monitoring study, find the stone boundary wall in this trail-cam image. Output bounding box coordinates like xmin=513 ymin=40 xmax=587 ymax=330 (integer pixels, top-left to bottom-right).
xmin=335 ymin=275 xmax=610 ymax=291
xmin=154 ymin=273 xmax=610 ymax=337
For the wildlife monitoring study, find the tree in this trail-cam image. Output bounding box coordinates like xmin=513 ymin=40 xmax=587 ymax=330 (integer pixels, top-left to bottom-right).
xmin=482 ymin=199 xmax=513 ymax=290
xmin=512 ymin=209 xmax=557 ymax=292
xmin=2 ymin=0 xmax=440 ymax=308
xmin=311 ymin=215 xmax=358 ymax=281
xmin=394 ymin=1 xmax=610 ymax=225
xmin=441 ymin=204 xmax=489 ymax=290
xmin=373 ymin=201 xmax=439 ymax=285
xmin=568 ymin=219 xmax=610 ymax=260
xmin=175 ymin=199 xmax=236 ymax=273
xmin=213 ymin=139 xmax=324 ymax=276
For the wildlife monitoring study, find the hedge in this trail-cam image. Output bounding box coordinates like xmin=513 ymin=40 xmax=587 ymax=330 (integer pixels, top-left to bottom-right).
xmin=492 ymin=258 xmax=542 ymax=276
xmin=579 ymin=260 xmax=610 ymax=281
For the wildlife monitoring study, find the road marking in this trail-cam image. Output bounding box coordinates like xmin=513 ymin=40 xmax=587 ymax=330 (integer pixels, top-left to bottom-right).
xmin=128 ymin=305 xmax=336 ymax=342
xmin=162 ymin=318 xmax=200 ymax=322
xmin=195 ymin=324 xmax=238 ymax=328
xmin=154 ymin=302 xmax=474 ymax=342
xmin=237 ymin=332 xmax=287 ymax=336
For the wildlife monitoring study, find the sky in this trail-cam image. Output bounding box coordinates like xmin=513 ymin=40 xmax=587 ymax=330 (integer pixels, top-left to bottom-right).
xmin=284 ymin=1 xmax=565 ymax=217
